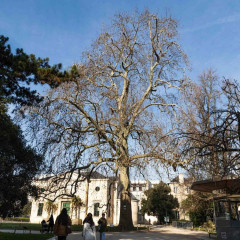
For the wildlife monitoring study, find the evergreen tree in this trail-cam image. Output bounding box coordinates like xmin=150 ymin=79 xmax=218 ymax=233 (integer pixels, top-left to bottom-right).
xmin=181 ymin=191 xmax=213 ymax=226
xmin=0 ymin=35 xmax=67 ymax=218
xmin=141 ymin=182 xmax=179 ymax=223
xmin=0 ymin=35 xmax=67 ymax=106
xmin=0 ymin=104 xmax=42 ymax=218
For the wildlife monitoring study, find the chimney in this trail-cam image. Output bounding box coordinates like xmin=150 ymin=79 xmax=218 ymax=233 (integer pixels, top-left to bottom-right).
xmin=179 ymin=174 xmax=184 ymax=184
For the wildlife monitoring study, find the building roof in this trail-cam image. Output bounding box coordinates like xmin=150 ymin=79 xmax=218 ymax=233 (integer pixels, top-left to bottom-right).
xmin=170 ymin=174 xmax=193 ymax=184
xmin=81 ymin=171 xmax=108 ymax=179
xmin=171 ymin=175 xmax=180 ymax=183
xmin=36 ymin=170 xmax=116 ymax=181
xmin=191 ymin=177 xmax=240 ymax=193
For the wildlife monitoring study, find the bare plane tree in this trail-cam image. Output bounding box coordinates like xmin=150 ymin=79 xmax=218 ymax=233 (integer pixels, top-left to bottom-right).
xmin=24 ymin=10 xmax=188 ymax=229
xmin=211 ymin=79 xmax=240 ymax=174
xmin=176 ymin=70 xmax=240 ymax=180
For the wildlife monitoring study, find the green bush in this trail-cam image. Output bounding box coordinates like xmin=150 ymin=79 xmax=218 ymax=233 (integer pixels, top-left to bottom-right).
xmin=5 ymin=217 xmax=30 ymax=222
xmin=71 ymin=224 xmax=83 ymax=231
xmin=202 ymin=220 xmax=216 ymax=232
xmin=189 ymin=211 xmax=206 ymax=226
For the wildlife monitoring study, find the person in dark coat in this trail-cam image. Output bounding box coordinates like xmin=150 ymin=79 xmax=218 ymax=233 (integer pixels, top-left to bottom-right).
xmin=54 ymin=208 xmax=72 ymax=240
xmin=98 ymin=213 xmax=107 ymax=240
xmin=47 ymin=214 xmax=54 ymax=233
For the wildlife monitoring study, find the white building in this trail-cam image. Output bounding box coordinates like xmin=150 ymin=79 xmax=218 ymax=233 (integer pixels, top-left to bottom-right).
xmin=168 ymin=173 xmax=192 ymax=220
xmin=30 ymin=172 xmax=191 ymax=225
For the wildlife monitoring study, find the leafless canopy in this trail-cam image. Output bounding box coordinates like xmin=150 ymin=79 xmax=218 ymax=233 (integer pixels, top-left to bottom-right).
xmin=25 ymin=10 xmax=188 ymax=175
xmin=24 ymin=10 xmax=188 ymax=228
xmin=176 ymin=70 xmax=240 ymax=180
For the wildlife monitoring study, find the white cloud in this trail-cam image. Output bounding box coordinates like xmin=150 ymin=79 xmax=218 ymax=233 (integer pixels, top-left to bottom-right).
xmin=182 ymin=14 xmax=240 ymax=33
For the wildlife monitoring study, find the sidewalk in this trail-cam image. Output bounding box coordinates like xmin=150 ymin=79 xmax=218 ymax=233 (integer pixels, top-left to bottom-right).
xmin=66 ymin=226 xmax=209 ymax=240
xmin=1 ymin=226 xmax=210 ymax=240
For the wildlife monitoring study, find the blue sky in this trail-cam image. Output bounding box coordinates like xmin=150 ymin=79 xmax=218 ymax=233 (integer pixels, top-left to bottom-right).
xmin=1 ymin=0 xmax=240 ymax=81
xmin=2 ymin=0 xmax=240 ymax=180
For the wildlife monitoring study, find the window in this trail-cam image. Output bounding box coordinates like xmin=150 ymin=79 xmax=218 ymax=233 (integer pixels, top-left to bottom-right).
xmin=174 ymin=210 xmax=179 ymax=220
xmin=139 ymin=186 xmax=142 ymax=191
xmin=95 ymin=186 xmax=100 ymax=191
xmin=216 ymin=201 xmax=230 ymax=219
xmin=94 ymin=203 xmax=100 ymax=216
xmin=174 ymin=186 xmax=178 ymax=194
xmin=133 ymin=186 xmax=136 ymax=191
xmin=37 ymin=203 xmax=43 ymax=216
xmin=62 ymin=202 xmax=71 ymax=215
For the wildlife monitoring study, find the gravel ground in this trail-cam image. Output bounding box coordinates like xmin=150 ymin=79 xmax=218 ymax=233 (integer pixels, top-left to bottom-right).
xmin=65 ymin=226 xmax=208 ymax=240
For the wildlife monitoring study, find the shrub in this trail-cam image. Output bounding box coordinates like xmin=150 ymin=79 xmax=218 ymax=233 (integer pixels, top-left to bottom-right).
xmin=202 ymin=220 xmax=216 ymax=232
xmin=5 ymin=217 xmax=29 ymax=222
xmin=189 ymin=211 xmax=206 ymax=226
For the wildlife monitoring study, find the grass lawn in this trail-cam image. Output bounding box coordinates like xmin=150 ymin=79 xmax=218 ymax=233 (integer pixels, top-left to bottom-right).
xmin=0 ymin=223 xmax=42 ymax=231
xmin=0 ymin=232 xmax=53 ymax=240
xmin=0 ymin=222 xmax=146 ymax=232
xmin=0 ymin=223 xmax=83 ymax=231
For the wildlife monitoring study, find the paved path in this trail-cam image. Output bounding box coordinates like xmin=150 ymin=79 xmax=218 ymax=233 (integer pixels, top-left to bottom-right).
xmin=0 ymin=226 xmax=209 ymax=240
xmin=66 ymin=226 xmax=209 ymax=240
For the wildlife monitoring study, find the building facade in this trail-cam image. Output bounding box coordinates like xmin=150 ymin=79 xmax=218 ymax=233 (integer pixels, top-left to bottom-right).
xmin=30 ymin=173 xmax=191 ymax=225
xmin=168 ymin=173 xmax=192 ymax=220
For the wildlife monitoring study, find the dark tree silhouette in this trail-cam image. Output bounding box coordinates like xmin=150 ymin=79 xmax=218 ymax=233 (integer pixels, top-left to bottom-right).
xmin=0 ymin=35 xmax=68 ymax=106
xmin=141 ymin=181 xmax=179 ymax=223
xmin=0 ymin=104 xmax=42 ymax=218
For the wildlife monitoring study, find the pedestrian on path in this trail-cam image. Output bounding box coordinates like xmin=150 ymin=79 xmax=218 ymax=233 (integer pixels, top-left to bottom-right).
xmin=98 ymin=213 xmax=107 ymax=240
xmin=82 ymin=213 xmax=96 ymax=240
xmin=47 ymin=214 xmax=54 ymax=233
xmin=54 ymin=208 xmax=72 ymax=240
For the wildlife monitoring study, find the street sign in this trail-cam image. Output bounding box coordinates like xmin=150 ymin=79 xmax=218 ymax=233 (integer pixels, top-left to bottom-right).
xmin=164 ymin=216 xmax=169 ymax=223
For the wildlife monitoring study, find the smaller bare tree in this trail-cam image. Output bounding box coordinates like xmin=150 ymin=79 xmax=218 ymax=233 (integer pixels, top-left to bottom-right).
xmin=71 ymin=195 xmax=83 ymax=221
xmin=176 ymin=70 xmax=240 ymax=179
xmin=45 ymin=200 xmax=58 ymax=216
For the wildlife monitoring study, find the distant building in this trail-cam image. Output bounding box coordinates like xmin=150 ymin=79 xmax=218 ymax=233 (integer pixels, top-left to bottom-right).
xmin=30 ymin=172 xmax=121 ymax=225
xmin=130 ymin=174 xmax=192 ymax=224
xmin=30 ymin=173 xmax=192 ymax=225
xmin=168 ymin=173 xmax=192 ymax=220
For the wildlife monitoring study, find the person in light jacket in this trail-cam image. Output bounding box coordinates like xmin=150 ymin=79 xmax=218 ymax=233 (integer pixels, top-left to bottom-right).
xmin=54 ymin=208 xmax=72 ymax=240
xmin=82 ymin=213 xmax=96 ymax=240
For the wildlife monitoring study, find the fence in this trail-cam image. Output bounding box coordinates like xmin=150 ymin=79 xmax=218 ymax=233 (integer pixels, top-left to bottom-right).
xmin=172 ymin=221 xmax=193 ymax=229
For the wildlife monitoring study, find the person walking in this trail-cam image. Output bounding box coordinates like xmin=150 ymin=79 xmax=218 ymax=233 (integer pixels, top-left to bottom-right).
xmin=82 ymin=213 xmax=96 ymax=240
xmin=47 ymin=214 xmax=54 ymax=233
xmin=54 ymin=208 xmax=72 ymax=240
xmin=98 ymin=213 xmax=107 ymax=240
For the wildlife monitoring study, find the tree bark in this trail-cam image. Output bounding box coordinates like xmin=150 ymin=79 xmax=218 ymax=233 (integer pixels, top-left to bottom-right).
xmin=118 ymin=165 xmax=134 ymax=230
xmin=85 ymin=178 xmax=90 ymax=216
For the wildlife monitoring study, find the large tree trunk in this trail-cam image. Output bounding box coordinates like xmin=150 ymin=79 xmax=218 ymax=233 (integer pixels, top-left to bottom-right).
xmin=118 ymin=165 xmax=134 ymax=230
xmin=85 ymin=178 xmax=90 ymax=216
